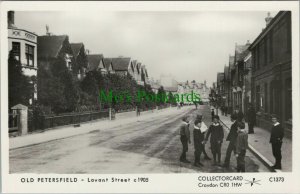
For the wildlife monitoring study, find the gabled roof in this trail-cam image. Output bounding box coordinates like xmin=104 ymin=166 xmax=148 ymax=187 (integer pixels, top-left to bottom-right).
xmin=103 ymin=58 xmax=112 ymax=70
xmin=235 ymin=44 xmax=250 ymax=62
xmin=87 ymin=54 xmax=104 ymax=71
xmin=37 ymin=35 xmax=68 ymax=58
xmin=131 ymin=60 xmax=138 ymax=68
xmin=70 ymin=43 xmax=84 ymax=57
xmin=130 ymin=60 xmax=137 ymax=72
xmin=111 ymin=57 xmax=131 ymax=71
xmin=136 ymin=62 xmax=142 ymax=74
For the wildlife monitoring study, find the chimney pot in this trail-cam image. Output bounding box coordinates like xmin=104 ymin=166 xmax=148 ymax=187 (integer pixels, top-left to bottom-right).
xmin=8 ymin=11 xmax=16 ymax=28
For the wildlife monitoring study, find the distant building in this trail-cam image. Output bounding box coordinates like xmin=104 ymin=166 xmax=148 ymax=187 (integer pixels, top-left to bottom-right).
xmin=242 ymin=52 xmax=252 ymax=113
xmin=224 ymin=65 xmax=230 ymax=108
xmin=160 ymin=74 xmax=178 ymax=89
xmin=231 ymin=41 xmax=251 ymax=111
xmin=8 ymin=11 xmax=38 ymax=103
xmin=249 ymin=11 xmax=292 ymax=130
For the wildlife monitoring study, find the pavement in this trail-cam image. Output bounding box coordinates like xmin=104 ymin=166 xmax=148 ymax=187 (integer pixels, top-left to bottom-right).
xmin=217 ymin=113 xmax=292 ymax=172
xmin=10 ymin=105 xmax=269 ymax=173
xmin=9 ymin=106 xmax=188 ymax=150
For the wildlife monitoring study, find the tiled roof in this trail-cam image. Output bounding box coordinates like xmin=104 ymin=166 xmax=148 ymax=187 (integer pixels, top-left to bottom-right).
xmin=37 ymin=35 xmax=68 ymax=58
xmin=103 ymin=58 xmax=112 ymax=70
xmin=235 ymin=44 xmax=250 ymax=62
xmin=87 ymin=54 xmax=104 ymax=71
xmin=136 ymin=62 xmax=142 ymax=74
xmin=131 ymin=60 xmax=138 ymax=72
xmin=70 ymin=43 xmax=83 ymax=57
xmin=111 ymin=57 xmax=131 ymax=71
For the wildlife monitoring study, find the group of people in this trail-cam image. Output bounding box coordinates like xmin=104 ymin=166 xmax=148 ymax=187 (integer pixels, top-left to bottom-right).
xmin=179 ymin=105 xmax=285 ymax=171
xmin=179 ymin=114 xmax=249 ymax=172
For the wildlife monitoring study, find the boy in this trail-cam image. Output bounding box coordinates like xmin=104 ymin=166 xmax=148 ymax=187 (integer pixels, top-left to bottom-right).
xmin=235 ymin=122 xmax=248 ymax=172
xmin=179 ymin=116 xmax=191 ymax=163
xmin=223 ymin=114 xmax=238 ymax=168
xmin=193 ymin=114 xmax=208 ymax=167
xmin=270 ymin=114 xmax=284 ymax=169
xmin=205 ymin=115 xmax=224 ymax=166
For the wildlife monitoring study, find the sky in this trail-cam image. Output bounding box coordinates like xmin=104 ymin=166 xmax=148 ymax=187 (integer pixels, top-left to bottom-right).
xmin=15 ymin=11 xmax=279 ymax=87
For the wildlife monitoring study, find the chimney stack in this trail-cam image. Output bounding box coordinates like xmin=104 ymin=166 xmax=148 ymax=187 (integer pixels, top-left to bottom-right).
xmin=8 ymin=11 xmax=17 ymax=29
xmin=265 ymin=12 xmax=273 ymax=26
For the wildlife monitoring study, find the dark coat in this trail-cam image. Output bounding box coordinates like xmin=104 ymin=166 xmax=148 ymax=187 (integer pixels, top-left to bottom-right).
xmin=205 ymin=124 xmax=224 ymax=143
xmin=237 ymin=111 xmax=244 ymax=122
xmin=193 ymin=120 xmax=205 ymax=143
xmin=270 ymin=124 xmax=284 ymax=143
xmin=247 ymin=107 xmax=256 ymax=123
xmin=226 ymin=121 xmax=238 ymax=142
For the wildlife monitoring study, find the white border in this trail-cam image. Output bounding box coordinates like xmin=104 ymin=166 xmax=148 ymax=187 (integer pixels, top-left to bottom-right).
xmin=1 ymin=1 xmax=299 ymax=193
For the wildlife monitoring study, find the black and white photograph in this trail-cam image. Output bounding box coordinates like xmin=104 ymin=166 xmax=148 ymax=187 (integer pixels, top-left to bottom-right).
xmin=1 ymin=1 xmax=299 ymax=193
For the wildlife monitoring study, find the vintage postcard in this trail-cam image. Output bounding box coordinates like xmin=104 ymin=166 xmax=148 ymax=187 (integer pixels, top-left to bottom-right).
xmin=1 ymin=1 xmax=299 ymax=193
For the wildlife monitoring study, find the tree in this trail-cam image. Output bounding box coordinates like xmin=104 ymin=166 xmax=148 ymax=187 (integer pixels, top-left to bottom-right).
xmin=37 ymin=65 xmax=67 ymax=113
xmin=8 ymin=51 xmax=33 ymax=108
xmin=157 ymin=86 xmax=167 ymax=105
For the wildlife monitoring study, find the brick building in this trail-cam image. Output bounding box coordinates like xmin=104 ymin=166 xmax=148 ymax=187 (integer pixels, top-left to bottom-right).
xmin=249 ymin=11 xmax=292 ymax=130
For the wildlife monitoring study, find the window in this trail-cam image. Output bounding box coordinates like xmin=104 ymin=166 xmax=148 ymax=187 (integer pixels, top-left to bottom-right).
xmin=285 ymin=78 xmax=292 ymax=120
xmin=25 ymin=44 xmax=34 ymax=66
xmin=12 ymin=42 xmax=20 ymax=61
xmin=256 ymin=85 xmax=260 ymax=110
xmin=264 ymin=83 xmax=268 ymax=112
xmin=269 ymin=30 xmax=273 ymax=62
xmin=263 ymin=39 xmax=267 ymax=66
xmin=252 ymin=50 xmax=256 ymax=72
xmin=286 ymin=15 xmax=291 ymax=53
xmin=256 ymin=46 xmax=260 ymax=70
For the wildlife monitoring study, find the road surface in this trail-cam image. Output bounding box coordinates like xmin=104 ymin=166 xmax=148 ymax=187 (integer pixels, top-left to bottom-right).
xmin=10 ymin=105 xmax=269 ymax=173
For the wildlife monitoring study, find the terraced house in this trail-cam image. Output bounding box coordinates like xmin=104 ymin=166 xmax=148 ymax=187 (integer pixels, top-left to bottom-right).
xmin=249 ymin=11 xmax=292 ymax=130
xmin=87 ymin=54 xmax=106 ymax=75
xmin=37 ymin=34 xmax=74 ymax=72
xmin=70 ymin=43 xmax=88 ymax=79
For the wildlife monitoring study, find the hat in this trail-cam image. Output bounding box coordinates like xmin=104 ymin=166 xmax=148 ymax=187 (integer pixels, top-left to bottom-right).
xmin=237 ymin=121 xmax=245 ymax=129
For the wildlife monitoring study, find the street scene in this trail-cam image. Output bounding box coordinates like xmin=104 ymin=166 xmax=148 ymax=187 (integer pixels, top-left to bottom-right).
xmin=8 ymin=10 xmax=292 ymax=173
xmin=10 ymin=105 xmax=269 ymax=173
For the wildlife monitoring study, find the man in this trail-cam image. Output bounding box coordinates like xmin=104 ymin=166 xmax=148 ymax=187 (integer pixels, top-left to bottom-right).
xmin=270 ymin=115 xmax=284 ymax=169
xmin=205 ymin=115 xmax=224 ymax=166
xmin=235 ymin=121 xmax=248 ymax=172
xmin=179 ymin=116 xmax=191 ymax=163
xmin=193 ymin=114 xmax=208 ymax=167
xmin=247 ymin=104 xmax=256 ymax=134
xmin=223 ymin=114 xmax=238 ymax=168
